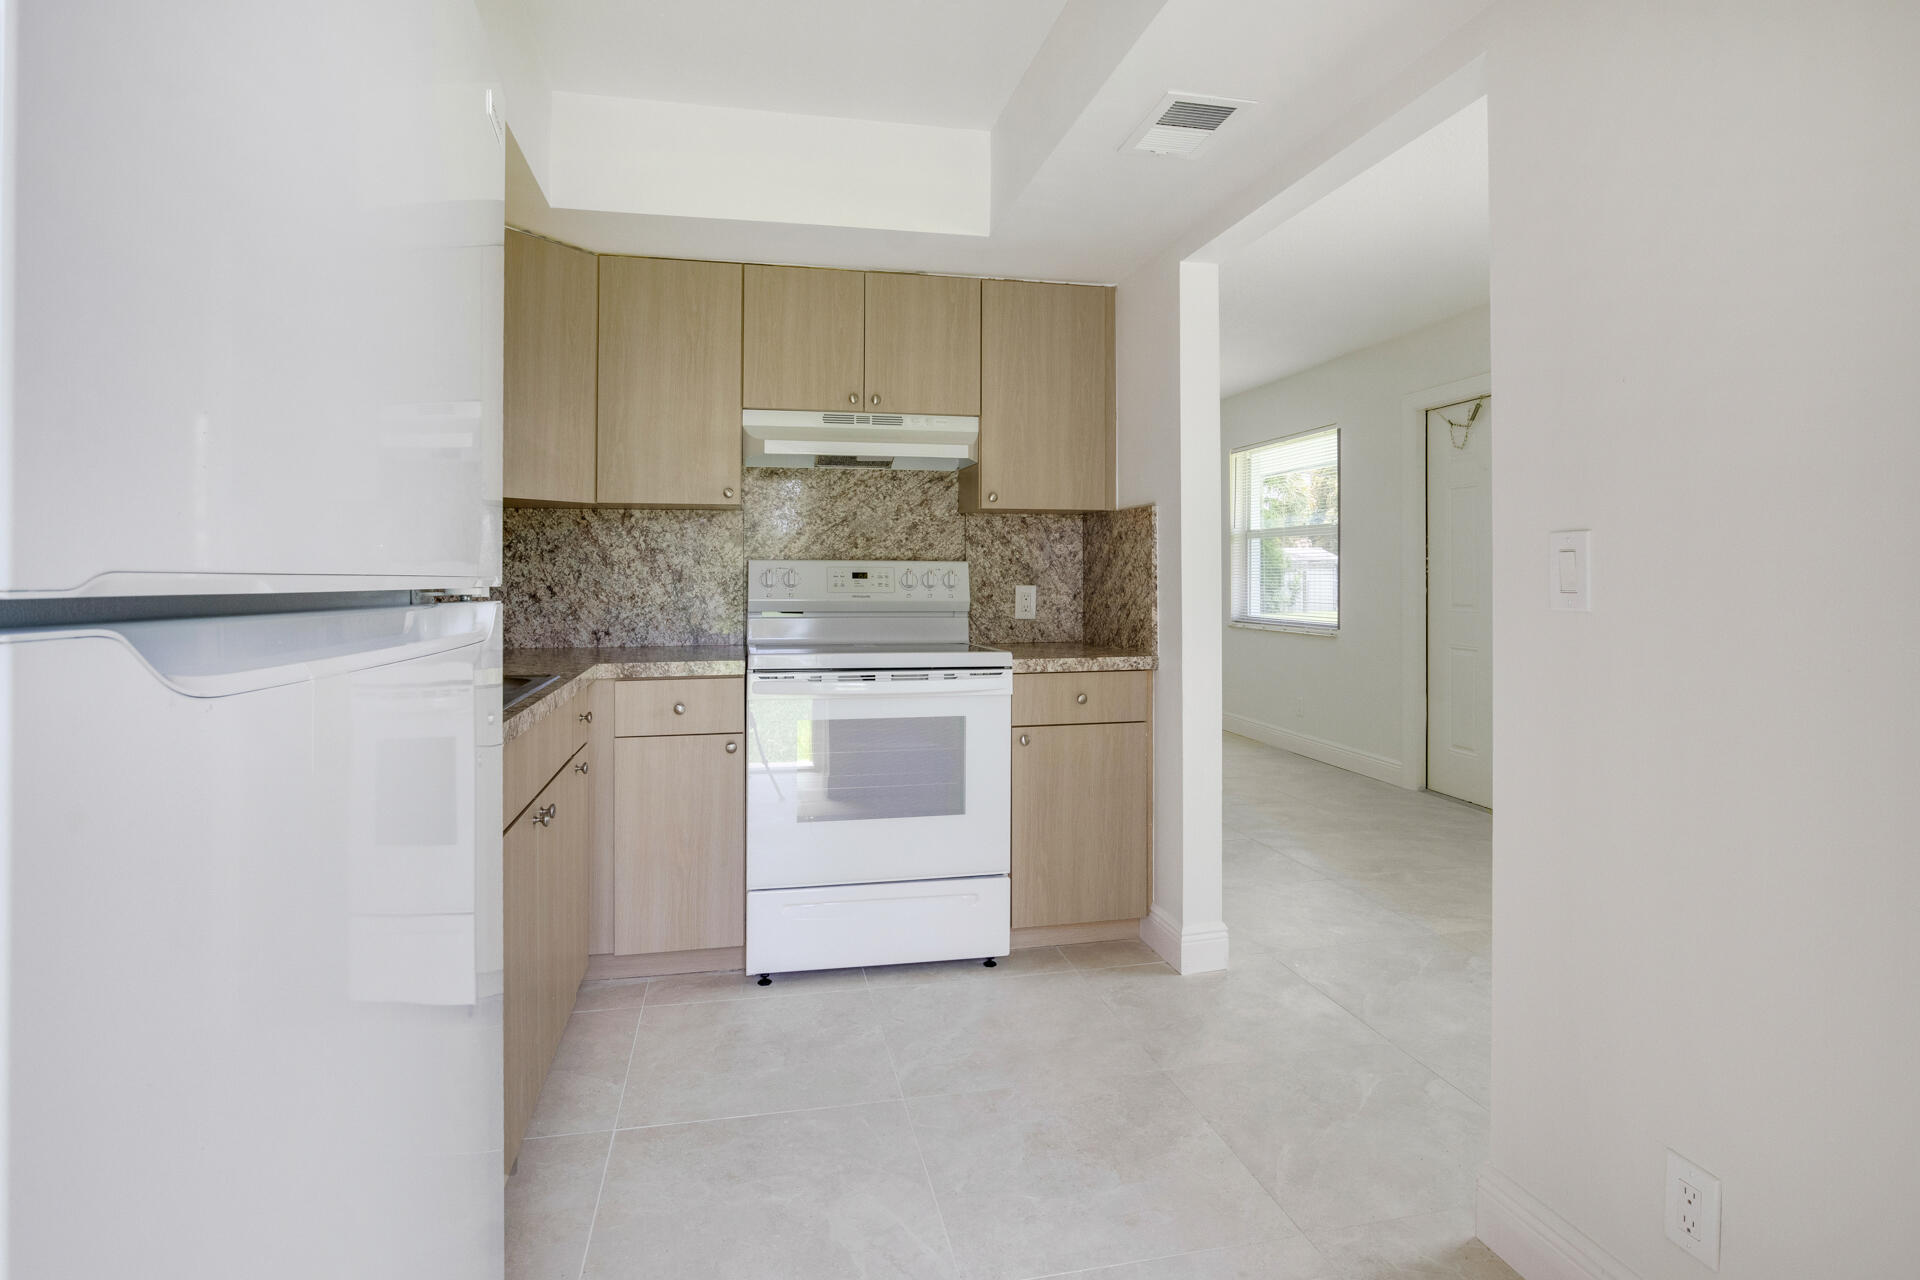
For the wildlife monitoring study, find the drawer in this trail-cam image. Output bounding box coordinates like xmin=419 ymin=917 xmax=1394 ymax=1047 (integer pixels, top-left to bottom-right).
xmin=1012 ymin=671 xmax=1150 ymax=726
xmin=746 ymin=875 xmax=1010 ymax=975
xmin=614 ymin=676 xmax=745 ymax=737
xmin=504 ymin=685 xmax=591 ymax=828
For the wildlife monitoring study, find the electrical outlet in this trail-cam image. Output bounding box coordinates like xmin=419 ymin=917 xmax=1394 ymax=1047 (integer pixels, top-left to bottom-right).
xmin=1014 ymin=585 xmax=1037 ymax=620
xmin=1665 ymin=1150 xmax=1721 ymax=1270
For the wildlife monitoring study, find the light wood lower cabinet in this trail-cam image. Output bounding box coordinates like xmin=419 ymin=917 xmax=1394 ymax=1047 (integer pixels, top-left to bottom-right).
xmin=1011 ymin=720 xmax=1150 ymax=929
xmin=504 ymin=742 xmax=590 ymax=1173
xmin=613 ymin=732 xmax=746 ymax=955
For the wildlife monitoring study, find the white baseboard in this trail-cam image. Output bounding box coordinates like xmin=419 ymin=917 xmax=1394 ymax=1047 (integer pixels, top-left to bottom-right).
xmin=1476 ymin=1167 xmax=1640 ymax=1280
xmin=1141 ymin=905 xmax=1230 ymax=974
xmin=1224 ymin=713 xmax=1411 ymax=788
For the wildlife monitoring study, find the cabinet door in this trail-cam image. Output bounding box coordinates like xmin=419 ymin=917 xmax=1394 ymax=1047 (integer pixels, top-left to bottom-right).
xmin=598 ymin=256 xmax=742 ymax=507
xmin=1012 ymin=721 xmax=1150 ymax=928
xmin=504 ymin=230 xmax=597 ymax=504
xmin=864 ymin=272 xmax=981 ymax=415
xmin=587 ymin=680 xmax=616 ymax=956
xmin=503 ymin=807 xmax=542 ymax=1173
xmin=965 ymin=279 xmax=1114 ymax=512
xmin=613 ymin=733 xmax=746 ymax=954
xmin=548 ymin=747 xmax=591 ymax=1041
xmin=742 ymin=265 xmax=865 ymax=411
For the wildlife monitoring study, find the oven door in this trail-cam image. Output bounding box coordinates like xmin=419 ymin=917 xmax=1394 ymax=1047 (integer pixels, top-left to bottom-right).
xmin=746 ymin=667 xmax=1012 ymax=889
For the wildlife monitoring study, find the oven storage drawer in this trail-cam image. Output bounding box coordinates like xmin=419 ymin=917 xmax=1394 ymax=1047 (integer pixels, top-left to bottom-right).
xmin=745 ymin=875 xmax=1010 ymax=974
xmin=1012 ymin=671 xmax=1150 ymax=726
xmin=615 ymin=676 xmax=745 ymax=737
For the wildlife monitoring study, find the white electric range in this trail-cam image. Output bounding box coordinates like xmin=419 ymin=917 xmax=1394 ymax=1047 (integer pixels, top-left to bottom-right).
xmin=744 ymin=560 xmax=1013 ymax=979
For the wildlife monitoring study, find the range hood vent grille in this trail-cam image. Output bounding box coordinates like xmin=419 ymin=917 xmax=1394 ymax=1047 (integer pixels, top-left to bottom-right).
xmin=1124 ymin=92 xmax=1254 ymax=157
xmin=821 ymin=412 xmax=906 ymax=427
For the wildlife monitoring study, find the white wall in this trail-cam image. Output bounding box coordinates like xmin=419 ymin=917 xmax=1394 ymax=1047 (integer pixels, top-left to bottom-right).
xmin=1481 ymin=3 xmax=1920 ymax=1278
xmin=1221 ymin=306 xmax=1489 ymax=784
xmin=1117 ymin=255 xmax=1228 ymax=974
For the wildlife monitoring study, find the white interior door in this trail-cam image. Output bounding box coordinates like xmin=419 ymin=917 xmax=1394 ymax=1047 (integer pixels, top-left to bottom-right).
xmin=1427 ymin=396 xmax=1493 ymax=807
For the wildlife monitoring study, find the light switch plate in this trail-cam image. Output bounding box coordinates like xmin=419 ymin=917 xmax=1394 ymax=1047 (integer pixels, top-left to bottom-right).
xmin=1549 ymin=530 xmax=1591 ymax=611
xmin=1014 ymin=585 xmax=1037 ymax=620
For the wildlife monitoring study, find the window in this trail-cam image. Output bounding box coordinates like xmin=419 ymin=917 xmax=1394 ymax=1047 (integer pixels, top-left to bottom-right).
xmin=1229 ymin=426 xmax=1339 ymax=631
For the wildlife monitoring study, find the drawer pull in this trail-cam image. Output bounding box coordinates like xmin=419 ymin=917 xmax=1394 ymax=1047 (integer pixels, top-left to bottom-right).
xmin=578 ymin=710 xmax=593 ymax=724
xmin=1019 ymin=734 xmax=1030 ymax=746
xmin=530 ymin=803 xmax=555 ymax=828
xmin=1076 ymin=692 xmax=1088 ymax=704
xmin=725 ymin=740 xmax=738 ymax=754
xmin=574 ymin=760 xmax=589 ymax=774
xmin=673 ymin=702 xmax=686 ymax=715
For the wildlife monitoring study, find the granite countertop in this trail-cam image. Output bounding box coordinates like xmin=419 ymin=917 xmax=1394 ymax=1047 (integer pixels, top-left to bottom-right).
xmin=1000 ymin=643 xmax=1157 ymax=674
xmin=503 ymin=645 xmax=745 ymax=741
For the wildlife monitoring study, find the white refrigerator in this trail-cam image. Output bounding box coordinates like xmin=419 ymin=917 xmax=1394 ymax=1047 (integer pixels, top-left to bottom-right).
xmin=1 ymin=2 xmax=507 ymax=1275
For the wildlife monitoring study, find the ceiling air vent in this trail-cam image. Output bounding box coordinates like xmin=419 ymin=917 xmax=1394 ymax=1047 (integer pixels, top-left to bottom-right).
xmin=1123 ymin=92 xmax=1254 ymax=157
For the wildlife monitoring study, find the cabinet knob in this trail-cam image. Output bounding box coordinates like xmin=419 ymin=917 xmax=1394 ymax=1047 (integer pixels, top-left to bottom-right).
xmin=723 ymin=487 xmax=734 ymax=499
xmin=1076 ymin=692 xmax=1088 ymax=704
xmin=725 ymin=740 xmax=738 ymax=754
xmin=673 ymin=702 xmax=686 ymax=715
xmin=574 ymin=760 xmax=589 ymax=774
xmin=531 ymin=802 xmax=555 ymax=827
xmin=870 ymin=393 xmax=880 ymax=406
xmin=987 ymin=492 xmax=998 ymax=503
xmin=848 ymin=392 xmax=859 ymax=405
xmin=1019 ymin=734 xmax=1030 ymax=747
xmin=578 ymin=710 xmax=592 ymax=723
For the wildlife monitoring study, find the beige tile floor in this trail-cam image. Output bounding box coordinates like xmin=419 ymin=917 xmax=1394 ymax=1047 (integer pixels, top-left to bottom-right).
xmin=507 ymin=733 xmax=1514 ymax=1280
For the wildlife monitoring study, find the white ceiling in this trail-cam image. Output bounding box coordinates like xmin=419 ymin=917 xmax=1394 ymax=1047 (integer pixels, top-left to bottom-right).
xmin=1219 ymin=96 xmax=1489 ymax=396
xmin=530 ymin=0 xmax=1065 ymax=128
xmin=501 ymin=0 xmax=1497 ymax=283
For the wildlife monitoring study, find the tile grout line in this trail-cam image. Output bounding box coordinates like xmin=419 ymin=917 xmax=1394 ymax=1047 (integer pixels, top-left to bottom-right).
xmin=873 ymin=991 xmax=961 ymax=1275
xmin=570 ymin=990 xmax=647 ymax=1280
xmin=1154 ymin=1064 xmax=1329 ymax=1269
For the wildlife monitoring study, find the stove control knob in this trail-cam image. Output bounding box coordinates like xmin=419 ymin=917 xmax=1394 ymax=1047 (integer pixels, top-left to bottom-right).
xmin=759 ymin=569 xmax=774 ymax=589
xmin=943 ymin=571 xmax=958 ymax=589
xmin=900 ymin=570 xmax=917 ymax=588
xmin=781 ymin=569 xmax=799 ymax=589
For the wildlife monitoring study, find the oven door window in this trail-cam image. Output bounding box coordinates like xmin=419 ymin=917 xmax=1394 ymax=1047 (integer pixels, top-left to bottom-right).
xmin=786 ymin=714 xmax=966 ymax=822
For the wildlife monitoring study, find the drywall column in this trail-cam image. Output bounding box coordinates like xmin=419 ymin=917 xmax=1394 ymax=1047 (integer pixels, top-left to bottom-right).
xmin=1117 ymin=254 xmax=1227 ymax=974
xmin=1479 ymin=2 xmax=1920 ymax=1277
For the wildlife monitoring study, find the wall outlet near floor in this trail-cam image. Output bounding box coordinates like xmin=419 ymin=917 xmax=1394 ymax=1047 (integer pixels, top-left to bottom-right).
xmin=1014 ymin=585 xmax=1037 ymax=620
xmin=1665 ymin=1149 xmax=1721 ymax=1269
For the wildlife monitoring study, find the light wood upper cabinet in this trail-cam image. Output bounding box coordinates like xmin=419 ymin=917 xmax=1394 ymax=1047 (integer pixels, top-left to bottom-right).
xmin=864 ymin=272 xmax=981 ymax=415
xmin=613 ymin=731 xmax=746 ymax=955
xmin=1012 ymin=721 xmax=1150 ymax=928
xmin=962 ymin=279 xmax=1115 ymax=513
xmin=598 ymin=256 xmax=742 ymax=507
xmin=504 ymin=230 xmax=597 ymax=505
xmin=743 ymin=265 xmax=865 ymax=412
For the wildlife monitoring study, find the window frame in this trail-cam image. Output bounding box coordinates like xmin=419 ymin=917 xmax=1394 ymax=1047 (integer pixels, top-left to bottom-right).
xmin=1228 ymin=424 xmax=1341 ymax=634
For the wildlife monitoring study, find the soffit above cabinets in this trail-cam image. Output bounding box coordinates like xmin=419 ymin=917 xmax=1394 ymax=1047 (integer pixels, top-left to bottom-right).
xmin=489 ymin=0 xmax=1498 ymax=283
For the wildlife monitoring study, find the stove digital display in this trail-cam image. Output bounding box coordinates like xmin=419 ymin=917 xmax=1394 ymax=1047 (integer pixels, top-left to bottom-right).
xmin=829 ymin=566 xmax=894 ymax=593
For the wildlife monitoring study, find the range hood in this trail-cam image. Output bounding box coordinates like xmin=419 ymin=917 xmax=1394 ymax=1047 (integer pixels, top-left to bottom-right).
xmin=742 ymin=409 xmax=978 ymax=471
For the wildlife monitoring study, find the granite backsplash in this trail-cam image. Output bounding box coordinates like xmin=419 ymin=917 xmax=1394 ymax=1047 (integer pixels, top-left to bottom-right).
xmin=500 ymin=469 xmax=1156 ymax=653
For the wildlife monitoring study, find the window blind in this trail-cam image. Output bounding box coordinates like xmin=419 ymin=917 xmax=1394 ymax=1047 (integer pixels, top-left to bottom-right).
xmin=1229 ymin=426 xmax=1339 ymax=630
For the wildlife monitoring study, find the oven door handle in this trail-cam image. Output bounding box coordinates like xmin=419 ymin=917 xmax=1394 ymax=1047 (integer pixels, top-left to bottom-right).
xmin=747 ymin=675 xmax=1013 ymax=698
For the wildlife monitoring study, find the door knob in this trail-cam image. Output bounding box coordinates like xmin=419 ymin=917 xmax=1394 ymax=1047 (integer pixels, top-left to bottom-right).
xmin=725 ymin=741 xmax=738 ymax=754
xmin=1076 ymin=693 xmax=1088 ymax=704
xmin=673 ymin=702 xmax=686 ymax=715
